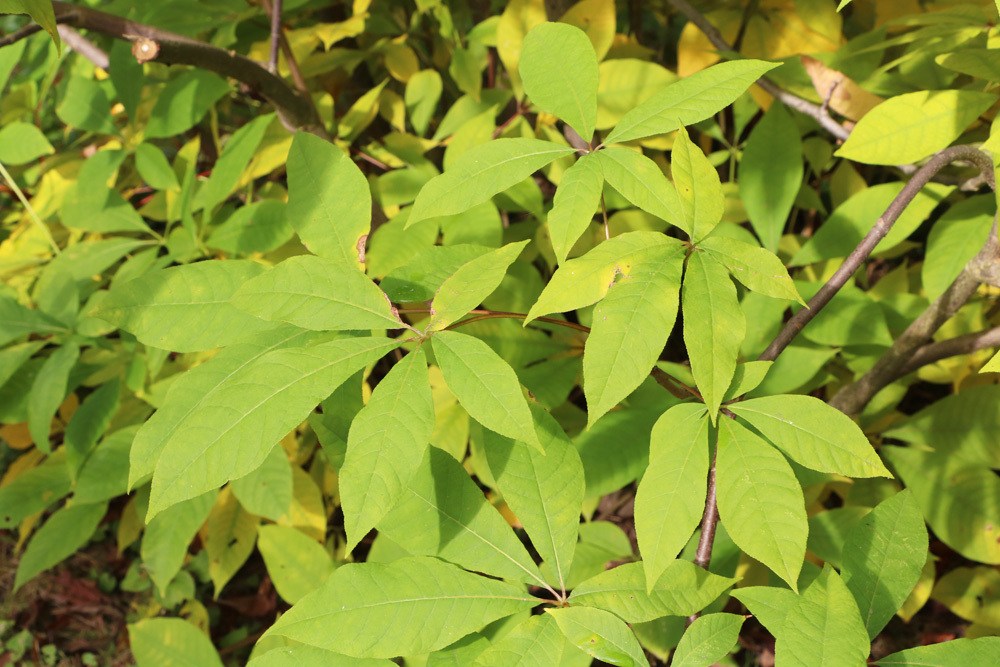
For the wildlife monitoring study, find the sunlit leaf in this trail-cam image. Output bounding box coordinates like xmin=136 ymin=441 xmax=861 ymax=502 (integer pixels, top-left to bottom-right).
xmin=547 ymin=606 xmax=649 ymax=667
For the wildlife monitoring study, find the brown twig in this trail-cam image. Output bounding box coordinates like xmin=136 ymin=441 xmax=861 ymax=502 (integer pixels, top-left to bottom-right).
xmin=665 ymin=0 xmax=851 ymax=141
xmin=760 ymin=145 xmax=994 ymax=362
xmin=57 ymin=25 xmax=108 ymax=69
xmin=266 ymin=0 xmax=282 ymax=74
xmin=896 ymin=325 xmax=1000 ymax=377
xmin=11 ymin=1 xmax=326 ymax=134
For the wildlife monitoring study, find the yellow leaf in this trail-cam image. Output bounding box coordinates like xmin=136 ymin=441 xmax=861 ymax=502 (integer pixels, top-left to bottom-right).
xmin=496 ymin=0 xmax=547 ymax=97
xmin=0 ymin=422 xmax=33 ymax=450
xmin=203 ymin=488 xmax=259 ymax=597
xmin=378 ymin=89 xmax=407 ymax=133
xmin=800 ymin=56 xmax=884 ymax=121
xmin=117 ymin=493 xmax=145 ymax=553
xmin=338 ymin=79 xmax=389 ymax=141
xmin=677 ymin=10 xmax=740 ymax=77
xmin=560 ymin=0 xmax=616 ymax=60
xmin=314 ymin=15 xmax=367 ymax=51
xmin=277 ymin=467 xmax=326 ymax=542
xmin=384 ymin=42 xmax=419 ymax=83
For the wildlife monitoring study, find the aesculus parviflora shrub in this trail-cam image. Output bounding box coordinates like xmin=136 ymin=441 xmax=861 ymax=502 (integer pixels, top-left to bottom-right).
xmin=3 ymin=0 xmax=1000 ymax=664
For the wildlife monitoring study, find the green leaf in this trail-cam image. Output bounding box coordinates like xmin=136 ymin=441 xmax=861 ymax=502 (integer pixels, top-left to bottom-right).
xmin=836 ymin=90 xmax=996 ymax=165
xmin=65 ymin=378 xmax=120 ymax=475
xmin=287 ymin=132 xmax=371 ymax=269
xmin=250 ymin=645 xmax=393 ymax=667
xmin=56 ymin=74 xmax=115 ymax=134
xmin=876 ymin=638 xmax=1000 ymax=666
xmin=883 ymin=445 xmax=1000 ymax=565
xmin=527 ymin=231 xmax=678 ymax=322
xmin=232 ymin=255 xmax=401 ymax=332
xmin=432 ymin=330 xmax=540 ymax=448
xmin=134 ymin=143 xmax=180 ymax=191
xmin=700 ymin=236 xmax=802 ymax=303
xmin=0 ymin=1 xmax=60 ymax=50
xmin=547 ymin=607 xmax=649 ymax=667
xmin=194 ymin=113 xmax=273 ymax=211
xmin=569 ymin=561 xmax=735 ymax=623
xmin=682 ymin=252 xmax=744 ymax=420
xmin=923 ymin=195 xmax=994 ymax=299
xmin=263 ymin=556 xmax=538 ymax=658
xmin=576 ymin=409 xmax=659 ymax=499
xmin=483 ymin=406 xmax=585 ymax=592
xmin=146 ymin=70 xmax=230 ymax=139
xmin=27 ymin=341 xmax=79 ymax=453
xmin=378 ymin=447 xmax=545 ymax=586
xmin=730 ymin=395 xmax=892 ymax=478
xmin=0 ymin=121 xmax=53 ymax=165
xmin=207 ymin=200 xmax=294 ymax=256
xmin=91 ymin=260 xmax=277 ymax=353
xmin=716 ymin=418 xmax=807 ymax=590
xmin=231 ymin=443 xmax=293 ymax=522
xmin=257 ymin=525 xmax=335 ymax=604
xmin=776 ymin=567 xmax=870 ymax=666
xmin=129 ymin=618 xmax=223 ymax=667
xmin=14 ymin=501 xmax=106 ymax=591
xmin=0 ymin=452 xmax=70 ymax=529
xmin=520 ymin=22 xmax=598 ymax=142
xmin=730 ymin=586 xmax=799 ymax=636
xmin=722 ymin=361 xmax=772 ymax=402
xmin=738 ymin=103 xmax=803 ymax=251
xmin=382 ymin=244 xmax=493 ymax=303
xmin=548 ymin=153 xmax=603 ymax=264
xmin=596 ymin=147 xmax=684 ymax=233
xmin=584 ymin=243 xmax=684 ymax=425
xmin=146 ymin=336 xmax=397 ymax=518
xmin=472 ymin=615 xmax=571 ymax=667
xmin=671 ymin=613 xmax=745 ymax=667
xmin=140 ymin=490 xmax=216 ymax=595
xmin=0 ymin=296 xmax=64 ymax=346
xmin=841 ymin=490 xmax=928 ymax=639
xmin=341 ymin=347 xmax=433 ymax=549
xmin=672 ymin=127 xmax=724 ymax=242
xmin=0 ymin=340 xmax=44 ymax=388
xmin=605 ymin=59 xmax=778 ymax=144
xmin=129 ymin=326 xmax=320 ymax=489
xmin=74 ymin=426 xmax=137 ymax=505
xmin=61 ymin=151 xmax=151 ymax=234
xmin=408 ymin=138 xmax=574 ymax=227
xmin=405 ymin=69 xmax=443 ymax=136
xmin=428 ymin=240 xmax=529 ymax=331
xmin=634 ymin=404 xmax=710 ymax=589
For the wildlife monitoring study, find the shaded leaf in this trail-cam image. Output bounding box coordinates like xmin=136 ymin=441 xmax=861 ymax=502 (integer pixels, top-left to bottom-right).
xmin=129 ymin=618 xmax=223 ymax=667
xmin=548 ymin=153 xmax=603 ymax=264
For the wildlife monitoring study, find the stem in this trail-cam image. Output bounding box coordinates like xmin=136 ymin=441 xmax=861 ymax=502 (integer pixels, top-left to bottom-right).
xmin=600 ymin=193 xmax=610 ymax=240
xmin=897 ymin=325 xmax=1000 ymax=376
xmin=57 ymin=25 xmax=108 ymax=69
xmin=760 ymin=145 xmax=994 ymax=362
xmin=266 ymin=0 xmax=282 ymax=74
xmin=830 ymin=228 xmax=1000 ymax=415
xmin=27 ymin=1 xmax=325 ymax=134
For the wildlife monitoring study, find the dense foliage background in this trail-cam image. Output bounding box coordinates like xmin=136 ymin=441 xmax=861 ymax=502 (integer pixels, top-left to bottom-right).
xmin=2 ymin=0 xmax=1000 ymax=665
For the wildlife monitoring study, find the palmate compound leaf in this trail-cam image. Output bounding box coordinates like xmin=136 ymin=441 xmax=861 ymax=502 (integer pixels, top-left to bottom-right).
xmin=520 ymin=22 xmax=599 ymax=142
xmin=671 ymin=613 xmax=746 ymax=667
xmin=146 ymin=336 xmax=398 ymax=519
xmin=340 ymin=347 xmax=433 ymax=550
xmin=546 ymin=152 xmax=603 ymax=265
xmin=634 ymin=404 xmax=710 ymax=590
xmin=90 ymin=260 xmax=277 ymax=353
xmin=671 ymin=127 xmax=724 ymax=242
xmin=407 ymin=138 xmax=574 ymax=227
xmin=128 ymin=327 xmax=326 ymax=489
xmin=583 ymin=241 xmax=685 ymax=426
xmin=729 ymin=395 xmax=892 ymax=478
xmin=427 ymin=240 xmax=530 ymax=331
xmin=526 ymin=231 xmax=679 ymax=322
xmin=547 ymin=607 xmax=649 ymax=667
xmin=262 ymin=556 xmax=539 ymax=658
xmin=716 ymin=418 xmax=807 ymax=591
xmin=682 ymin=252 xmax=745 ymax=422
xmin=231 ymin=255 xmax=402 ymax=331
xmin=431 ymin=330 xmax=540 ymax=448
xmin=377 ymin=447 xmax=546 ymax=586
xmin=595 ymin=146 xmax=686 ymax=234
xmin=286 ymin=132 xmax=371 ymax=269
xmin=604 ymin=59 xmax=779 ymax=144
xmin=699 ymin=235 xmax=802 ymax=303
xmin=841 ymin=490 xmax=928 ymax=639
xmin=471 ymin=614 xmax=573 ymax=667
xmin=568 ymin=561 xmax=735 ymax=623
xmin=483 ymin=405 xmax=585 ymax=593
xmin=775 ymin=567 xmax=870 ymax=666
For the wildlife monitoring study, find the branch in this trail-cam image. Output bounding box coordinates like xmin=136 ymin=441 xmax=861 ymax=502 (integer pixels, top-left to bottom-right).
xmin=37 ymin=1 xmax=324 ymax=134
xmin=267 ymin=0 xmax=282 ymax=74
xmin=897 ymin=326 xmax=1000 ymax=378
xmin=57 ymin=25 xmax=108 ymax=69
xmin=830 ymin=227 xmax=1000 ymax=415
xmin=665 ymin=0 xmax=850 ymax=141
xmin=760 ymin=145 xmax=994 ymax=362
